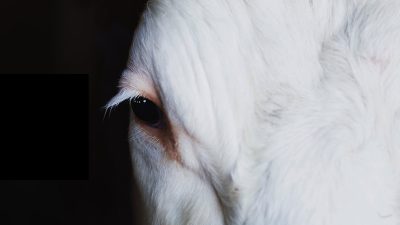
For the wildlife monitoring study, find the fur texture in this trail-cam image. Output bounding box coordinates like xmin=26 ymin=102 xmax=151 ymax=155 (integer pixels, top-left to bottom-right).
xmin=108 ymin=0 xmax=400 ymax=224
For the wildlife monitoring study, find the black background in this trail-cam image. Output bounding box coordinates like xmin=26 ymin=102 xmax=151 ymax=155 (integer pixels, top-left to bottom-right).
xmin=0 ymin=0 xmax=148 ymax=224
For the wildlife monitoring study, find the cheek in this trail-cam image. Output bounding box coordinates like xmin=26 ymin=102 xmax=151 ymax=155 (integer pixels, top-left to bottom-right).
xmin=128 ymin=127 xmax=225 ymax=225
xmin=128 ymin=125 xmax=166 ymax=194
xmin=128 ymin=119 xmax=180 ymax=176
xmin=128 ymin=120 xmax=164 ymax=161
xmin=130 ymin=110 xmax=181 ymax=162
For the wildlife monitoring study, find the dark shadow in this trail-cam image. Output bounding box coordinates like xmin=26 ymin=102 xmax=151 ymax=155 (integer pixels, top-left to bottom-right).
xmin=0 ymin=0 xmax=149 ymax=224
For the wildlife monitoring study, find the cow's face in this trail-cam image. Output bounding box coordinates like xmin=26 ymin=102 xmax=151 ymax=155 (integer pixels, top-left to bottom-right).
xmin=108 ymin=1 xmax=400 ymax=225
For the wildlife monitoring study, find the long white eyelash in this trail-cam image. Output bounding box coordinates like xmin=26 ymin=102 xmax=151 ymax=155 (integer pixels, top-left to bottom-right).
xmin=106 ymin=88 xmax=141 ymax=108
xmin=103 ymin=89 xmax=141 ymax=118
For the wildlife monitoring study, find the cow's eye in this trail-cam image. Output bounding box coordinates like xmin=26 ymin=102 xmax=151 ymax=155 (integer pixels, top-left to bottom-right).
xmin=130 ymin=96 xmax=164 ymax=128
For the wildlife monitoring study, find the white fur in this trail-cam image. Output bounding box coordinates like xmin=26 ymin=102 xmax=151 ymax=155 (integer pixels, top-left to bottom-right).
xmin=108 ymin=0 xmax=400 ymax=224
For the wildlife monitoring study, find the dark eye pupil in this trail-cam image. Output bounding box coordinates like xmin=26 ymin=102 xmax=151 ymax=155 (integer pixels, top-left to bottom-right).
xmin=130 ymin=96 xmax=163 ymax=128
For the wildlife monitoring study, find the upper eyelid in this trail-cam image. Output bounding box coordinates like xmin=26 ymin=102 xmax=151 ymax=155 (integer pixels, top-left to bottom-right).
xmin=105 ymin=88 xmax=141 ymax=110
xmin=106 ymin=70 xmax=158 ymax=109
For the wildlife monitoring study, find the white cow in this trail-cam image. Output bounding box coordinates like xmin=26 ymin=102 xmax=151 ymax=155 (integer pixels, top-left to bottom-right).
xmin=108 ymin=0 xmax=400 ymax=224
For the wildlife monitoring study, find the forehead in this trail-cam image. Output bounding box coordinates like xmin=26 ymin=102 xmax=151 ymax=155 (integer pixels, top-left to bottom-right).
xmin=119 ymin=0 xmax=329 ymax=148
xmin=123 ymin=0 xmax=257 ymax=139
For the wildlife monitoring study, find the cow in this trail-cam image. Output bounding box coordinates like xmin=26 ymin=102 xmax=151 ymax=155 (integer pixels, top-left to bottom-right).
xmin=107 ymin=0 xmax=400 ymax=224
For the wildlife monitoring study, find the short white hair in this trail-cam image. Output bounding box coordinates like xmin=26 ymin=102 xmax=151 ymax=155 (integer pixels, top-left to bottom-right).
xmin=109 ymin=0 xmax=400 ymax=224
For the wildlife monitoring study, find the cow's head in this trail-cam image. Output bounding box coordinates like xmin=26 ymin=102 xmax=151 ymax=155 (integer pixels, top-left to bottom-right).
xmin=107 ymin=1 xmax=400 ymax=224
